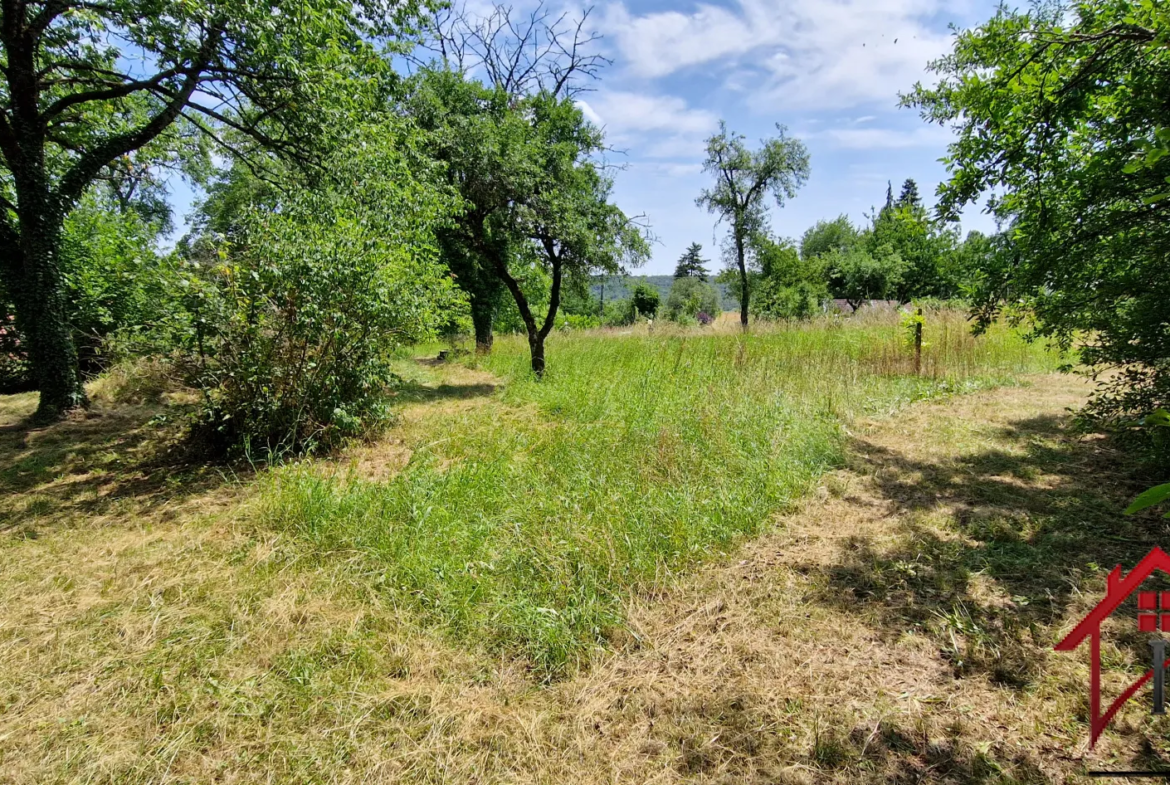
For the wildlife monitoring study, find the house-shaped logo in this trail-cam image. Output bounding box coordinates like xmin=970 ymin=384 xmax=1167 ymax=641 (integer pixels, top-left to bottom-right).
xmin=1055 ymin=547 xmax=1170 ymax=747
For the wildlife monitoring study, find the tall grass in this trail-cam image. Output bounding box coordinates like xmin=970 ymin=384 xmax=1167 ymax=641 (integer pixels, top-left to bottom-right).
xmin=258 ymin=311 xmax=1059 ymax=676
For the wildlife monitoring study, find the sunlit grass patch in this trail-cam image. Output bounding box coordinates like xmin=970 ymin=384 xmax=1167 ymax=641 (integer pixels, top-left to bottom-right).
xmin=259 ymin=312 xmax=1059 ymax=675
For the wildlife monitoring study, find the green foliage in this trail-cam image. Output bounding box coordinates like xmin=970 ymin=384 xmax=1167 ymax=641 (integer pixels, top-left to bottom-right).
xmin=673 ymin=243 xmax=710 ymax=280
xmin=1 ymin=0 xmax=420 ymax=418
xmin=631 ymin=283 xmax=660 ymax=318
xmin=800 ymin=215 xmax=862 ymax=261
xmin=825 ymin=244 xmax=907 ymax=309
xmin=750 ymin=235 xmax=827 ymax=320
xmin=905 ymin=0 xmax=1170 ymax=426
xmin=61 ymin=192 xmax=182 ymax=371
xmin=173 ymin=131 xmax=464 ymax=457
xmin=869 ymin=194 xmax=959 ymax=302
xmin=664 ymin=277 xmax=721 ymax=324
xmin=405 ymin=68 xmax=648 ymax=373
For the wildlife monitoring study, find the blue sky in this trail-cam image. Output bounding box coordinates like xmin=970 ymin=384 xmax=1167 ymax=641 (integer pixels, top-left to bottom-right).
xmin=581 ymin=0 xmax=1004 ymax=274
xmin=165 ymin=0 xmax=1002 ymax=275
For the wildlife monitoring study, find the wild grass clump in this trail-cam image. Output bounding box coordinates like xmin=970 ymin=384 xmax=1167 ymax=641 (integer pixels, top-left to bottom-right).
xmin=258 ymin=312 xmax=1058 ymax=676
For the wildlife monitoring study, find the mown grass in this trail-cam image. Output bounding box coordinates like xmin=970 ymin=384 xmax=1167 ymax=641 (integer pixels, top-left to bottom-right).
xmin=258 ymin=311 xmax=1060 ymax=675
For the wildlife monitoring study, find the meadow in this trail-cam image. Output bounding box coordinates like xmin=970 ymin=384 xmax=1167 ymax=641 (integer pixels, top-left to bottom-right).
xmin=22 ymin=311 xmax=1170 ymax=782
xmin=258 ymin=310 xmax=1058 ymax=675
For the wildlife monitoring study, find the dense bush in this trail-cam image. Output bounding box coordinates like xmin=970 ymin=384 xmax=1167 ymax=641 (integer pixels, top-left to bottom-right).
xmin=62 ymin=193 xmax=183 ymax=371
xmin=0 ymin=191 xmax=180 ymax=391
xmin=631 ymin=283 xmax=660 ymax=318
xmin=172 ymin=141 xmax=464 ymax=457
xmin=664 ymin=277 xmax=721 ymax=324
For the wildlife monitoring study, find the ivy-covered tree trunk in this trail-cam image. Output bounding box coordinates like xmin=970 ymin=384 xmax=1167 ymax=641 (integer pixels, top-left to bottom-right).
xmin=15 ymin=192 xmax=86 ymax=420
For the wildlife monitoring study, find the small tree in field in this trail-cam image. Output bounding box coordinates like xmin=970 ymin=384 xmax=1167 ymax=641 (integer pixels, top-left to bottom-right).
xmin=828 ymin=245 xmax=907 ymax=311
xmin=697 ymin=122 xmax=809 ymax=329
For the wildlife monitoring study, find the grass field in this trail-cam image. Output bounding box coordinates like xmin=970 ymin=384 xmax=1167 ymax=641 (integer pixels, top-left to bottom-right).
xmin=14 ymin=311 xmax=1170 ymax=782
xmin=260 ymin=311 xmax=1058 ymax=675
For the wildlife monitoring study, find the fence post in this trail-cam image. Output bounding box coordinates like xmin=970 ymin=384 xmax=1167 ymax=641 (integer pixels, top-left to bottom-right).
xmin=914 ymin=307 xmax=923 ymax=376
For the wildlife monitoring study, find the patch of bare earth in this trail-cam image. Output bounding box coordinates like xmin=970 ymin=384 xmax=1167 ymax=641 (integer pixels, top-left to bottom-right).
xmin=4 ymin=372 xmax=1170 ymax=783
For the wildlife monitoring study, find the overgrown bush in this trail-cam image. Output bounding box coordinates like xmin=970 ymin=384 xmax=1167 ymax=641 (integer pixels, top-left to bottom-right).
xmin=664 ymin=277 xmax=721 ymax=323
xmin=62 ymin=193 xmax=183 ymax=371
xmin=171 ymin=154 xmax=463 ymax=457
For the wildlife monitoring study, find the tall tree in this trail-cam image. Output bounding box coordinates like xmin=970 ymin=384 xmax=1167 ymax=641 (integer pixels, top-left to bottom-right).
xmin=897 ymin=178 xmax=922 ymax=209
xmin=673 ymin=243 xmax=709 ymax=280
xmin=0 ymin=0 xmax=412 ymax=420
xmin=418 ymin=1 xmax=608 ymax=354
xmin=905 ymin=0 xmax=1170 ymax=424
xmin=696 ymin=122 xmax=809 ymax=328
xmin=409 ymin=70 xmax=646 ymax=375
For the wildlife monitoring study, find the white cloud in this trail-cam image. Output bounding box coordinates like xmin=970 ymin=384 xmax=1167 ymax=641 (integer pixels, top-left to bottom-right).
xmin=816 ymin=125 xmax=952 ymax=149
xmin=601 ymin=0 xmax=958 ymax=110
xmin=580 ymin=90 xmax=719 ymax=159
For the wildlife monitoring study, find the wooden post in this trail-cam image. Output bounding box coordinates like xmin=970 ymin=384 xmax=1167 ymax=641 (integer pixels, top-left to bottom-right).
xmin=914 ymin=308 xmax=923 ymax=376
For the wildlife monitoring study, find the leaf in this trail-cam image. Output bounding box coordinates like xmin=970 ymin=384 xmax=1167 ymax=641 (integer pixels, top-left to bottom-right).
xmin=1126 ymin=483 xmax=1170 ymax=515
xmin=1146 ymin=409 xmax=1170 ymax=428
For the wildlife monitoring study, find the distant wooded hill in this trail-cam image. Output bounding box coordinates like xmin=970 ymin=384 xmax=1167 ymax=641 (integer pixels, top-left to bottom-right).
xmin=589 ymin=275 xmax=739 ymax=313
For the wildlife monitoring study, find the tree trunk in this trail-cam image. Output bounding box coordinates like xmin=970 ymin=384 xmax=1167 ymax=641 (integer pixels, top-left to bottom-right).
xmin=470 ymin=295 xmax=494 ymax=355
xmin=736 ymin=234 xmax=749 ymax=329
xmin=16 ymin=195 xmax=87 ymax=421
xmin=528 ymin=330 xmax=546 ymax=377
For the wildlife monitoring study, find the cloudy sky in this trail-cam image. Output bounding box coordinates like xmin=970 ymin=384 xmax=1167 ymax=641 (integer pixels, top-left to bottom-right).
xmin=576 ymin=0 xmax=1001 ymax=274
xmin=166 ymin=0 xmax=1003 ymax=275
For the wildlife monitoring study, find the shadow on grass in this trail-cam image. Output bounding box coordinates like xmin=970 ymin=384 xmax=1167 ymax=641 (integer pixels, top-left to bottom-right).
xmin=0 ymin=396 xmax=236 ymax=535
xmin=393 ymin=382 xmax=498 ymax=405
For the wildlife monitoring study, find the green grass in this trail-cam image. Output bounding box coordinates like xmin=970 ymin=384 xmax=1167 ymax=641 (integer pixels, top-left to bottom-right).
xmin=258 ymin=313 xmax=1060 ymax=675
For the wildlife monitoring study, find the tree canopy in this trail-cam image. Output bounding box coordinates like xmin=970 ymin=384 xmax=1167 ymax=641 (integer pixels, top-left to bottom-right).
xmin=905 ymin=0 xmax=1170 ymax=424
xmin=0 ymin=0 xmax=418 ymax=419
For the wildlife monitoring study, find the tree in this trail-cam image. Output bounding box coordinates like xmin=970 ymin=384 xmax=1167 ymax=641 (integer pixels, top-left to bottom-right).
xmin=869 ymin=197 xmax=952 ymax=302
xmin=827 ymin=245 xmax=906 ymax=311
xmin=412 ymin=70 xmax=646 ymax=375
xmin=664 ymin=277 xmax=720 ymax=324
xmin=897 ymin=178 xmax=922 ymax=209
xmin=750 ymin=234 xmax=827 ymax=320
xmin=800 ymin=215 xmax=861 ymax=261
xmin=0 ymin=0 xmax=413 ymax=420
xmin=697 ymin=122 xmax=809 ymax=328
xmin=904 ymin=0 xmax=1170 ymax=425
xmin=631 ymin=283 xmax=659 ymax=318
xmin=673 ymin=243 xmax=709 ymax=280
xmin=417 ymin=1 xmax=609 ymax=355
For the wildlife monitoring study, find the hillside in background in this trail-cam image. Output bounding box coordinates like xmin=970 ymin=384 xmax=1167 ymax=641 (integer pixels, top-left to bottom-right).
xmin=590 ymin=275 xmax=739 ymax=313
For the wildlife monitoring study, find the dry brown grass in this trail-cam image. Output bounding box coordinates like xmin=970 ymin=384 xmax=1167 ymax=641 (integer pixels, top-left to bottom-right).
xmin=4 ymin=367 xmax=1170 ymax=782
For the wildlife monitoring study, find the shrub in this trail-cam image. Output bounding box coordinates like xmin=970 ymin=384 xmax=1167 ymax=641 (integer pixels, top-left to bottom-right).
xmin=631 ymin=282 xmax=660 ymax=318
xmin=601 ymin=298 xmax=636 ymax=327
xmin=61 ymin=194 xmax=183 ymax=372
xmin=664 ymin=277 xmax=721 ymax=323
xmin=173 ymin=181 xmax=462 ymax=457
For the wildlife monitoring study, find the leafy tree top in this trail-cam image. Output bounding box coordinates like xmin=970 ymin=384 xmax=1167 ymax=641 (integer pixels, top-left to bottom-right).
xmin=696 ymin=121 xmax=810 ymax=240
xmin=674 ymin=242 xmax=709 ymax=280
